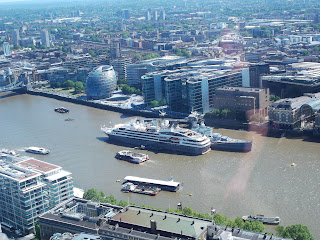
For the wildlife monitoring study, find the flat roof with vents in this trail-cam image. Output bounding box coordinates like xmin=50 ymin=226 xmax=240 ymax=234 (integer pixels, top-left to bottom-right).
xmin=18 ymin=159 xmax=61 ymax=174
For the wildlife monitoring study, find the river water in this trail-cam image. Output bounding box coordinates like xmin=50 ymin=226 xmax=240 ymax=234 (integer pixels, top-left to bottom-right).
xmin=1 ymin=92 xmax=320 ymax=237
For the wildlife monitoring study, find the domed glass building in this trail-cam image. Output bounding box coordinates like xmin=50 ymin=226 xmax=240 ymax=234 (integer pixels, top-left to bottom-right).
xmin=85 ymin=65 xmax=117 ymax=99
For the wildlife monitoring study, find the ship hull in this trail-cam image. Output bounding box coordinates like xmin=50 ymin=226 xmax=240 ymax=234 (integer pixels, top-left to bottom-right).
xmin=108 ymin=134 xmax=210 ymax=155
xmin=211 ymin=141 xmax=252 ymax=152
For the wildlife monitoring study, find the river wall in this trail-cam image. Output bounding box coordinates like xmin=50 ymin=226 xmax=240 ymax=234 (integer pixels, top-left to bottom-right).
xmin=22 ymin=89 xmax=160 ymax=118
xmin=13 ymin=88 xmax=320 ymax=139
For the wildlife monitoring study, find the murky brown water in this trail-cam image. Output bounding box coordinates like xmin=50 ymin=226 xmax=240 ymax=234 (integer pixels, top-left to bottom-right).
xmin=1 ymin=92 xmax=319 ymax=237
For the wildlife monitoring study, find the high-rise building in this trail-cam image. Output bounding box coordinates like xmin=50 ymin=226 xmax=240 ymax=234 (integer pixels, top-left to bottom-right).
xmin=40 ymin=29 xmax=51 ymax=48
xmin=145 ymin=10 xmax=151 ymax=21
xmin=159 ymin=9 xmax=166 ymax=21
xmin=110 ymin=58 xmax=132 ymax=81
xmin=121 ymin=9 xmax=130 ymax=19
xmin=152 ymin=10 xmax=158 ymax=21
xmin=11 ymin=29 xmax=20 ymax=46
xmin=0 ymin=153 xmax=74 ymax=234
xmin=248 ymin=63 xmax=270 ymax=88
xmin=2 ymin=42 xmax=11 ymax=56
xmin=110 ymin=39 xmax=121 ymax=60
xmin=164 ymin=78 xmax=183 ymax=112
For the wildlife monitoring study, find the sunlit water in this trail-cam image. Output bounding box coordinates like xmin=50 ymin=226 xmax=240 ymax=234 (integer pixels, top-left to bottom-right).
xmin=1 ymin=92 xmax=319 ymax=237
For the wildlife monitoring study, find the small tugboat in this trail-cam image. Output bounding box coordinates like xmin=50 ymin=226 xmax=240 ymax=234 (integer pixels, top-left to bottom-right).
xmin=65 ymin=118 xmax=74 ymax=121
xmin=115 ymin=150 xmax=149 ymax=164
xmin=55 ymin=107 xmax=69 ymax=113
xmin=26 ymin=147 xmax=50 ymax=155
xmin=121 ymin=182 xmax=161 ymax=196
xmin=242 ymin=215 xmax=280 ymax=225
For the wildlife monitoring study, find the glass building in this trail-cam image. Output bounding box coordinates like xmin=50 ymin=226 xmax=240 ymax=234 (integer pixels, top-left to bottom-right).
xmin=85 ymin=65 xmax=117 ymax=100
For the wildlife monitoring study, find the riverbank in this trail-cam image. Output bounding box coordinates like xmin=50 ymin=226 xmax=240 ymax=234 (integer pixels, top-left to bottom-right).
xmin=14 ymin=87 xmax=320 ymax=139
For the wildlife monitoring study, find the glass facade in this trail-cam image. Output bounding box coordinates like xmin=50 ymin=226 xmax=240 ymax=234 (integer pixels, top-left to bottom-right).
xmin=86 ymin=65 xmax=117 ymax=100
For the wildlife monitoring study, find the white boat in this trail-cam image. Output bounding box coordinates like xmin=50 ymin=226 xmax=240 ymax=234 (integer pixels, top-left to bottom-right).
xmin=25 ymin=147 xmax=50 ymax=155
xmin=192 ymin=122 xmax=252 ymax=152
xmin=115 ymin=150 xmax=149 ymax=164
xmin=101 ymin=119 xmax=211 ymax=155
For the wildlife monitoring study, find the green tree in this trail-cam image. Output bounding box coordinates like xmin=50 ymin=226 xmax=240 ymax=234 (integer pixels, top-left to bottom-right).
xmin=276 ymin=225 xmax=285 ymax=236
xmin=62 ymin=80 xmax=75 ymax=89
xmin=221 ymin=109 xmax=231 ymax=119
xmin=206 ymin=109 xmax=220 ymax=118
xmin=234 ymin=217 xmax=244 ymax=228
xmin=270 ymin=94 xmax=280 ymax=102
xmin=282 ymin=224 xmax=314 ymax=240
xmin=150 ymin=100 xmax=159 ymax=107
xmin=105 ymin=195 xmax=117 ymax=205
xmin=35 ymin=222 xmax=40 ymax=240
xmin=182 ymin=207 xmax=193 ymax=216
xmin=302 ymin=50 xmax=309 ymax=56
xmin=213 ymin=214 xmax=228 ymax=225
xmin=83 ymin=188 xmax=99 ymax=201
xmin=118 ymin=200 xmax=129 ymax=207
xmin=74 ymin=81 xmax=85 ymax=93
xmin=243 ymin=221 xmax=265 ymax=232
xmin=56 ymin=82 xmax=61 ymax=88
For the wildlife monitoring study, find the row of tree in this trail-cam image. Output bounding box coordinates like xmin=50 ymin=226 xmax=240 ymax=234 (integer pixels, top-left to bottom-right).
xmin=150 ymin=98 xmax=167 ymax=107
xmin=50 ymin=80 xmax=85 ymax=94
xmin=120 ymin=84 xmax=141 ymax=95
xmin=82 ymin=188 xmax=314 ymax=239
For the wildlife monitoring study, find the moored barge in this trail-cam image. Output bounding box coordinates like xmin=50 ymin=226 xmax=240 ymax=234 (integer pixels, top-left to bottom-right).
xmin=123 ymin=176 xmax=182 ymax=192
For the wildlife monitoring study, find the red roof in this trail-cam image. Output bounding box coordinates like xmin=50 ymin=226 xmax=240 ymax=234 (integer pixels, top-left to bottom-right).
xmin=19 ymin=159 xmax=60 ymax=173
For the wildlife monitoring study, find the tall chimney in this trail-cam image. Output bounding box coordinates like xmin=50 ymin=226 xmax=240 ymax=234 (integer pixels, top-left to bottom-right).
xmin=150 ymin=220 xmax=157 ymax=233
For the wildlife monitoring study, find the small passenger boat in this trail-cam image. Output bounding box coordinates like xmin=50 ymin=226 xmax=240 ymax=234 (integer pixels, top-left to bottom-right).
xmin=26 ymin=147 xmax=50 ymax=155
xmin=115 ymin=150 xmax=149 ymax=164
xmin=55 ymin=107 xmax=69 ymax=113
xmin=242 ymin=215 xmax=280 ymax=225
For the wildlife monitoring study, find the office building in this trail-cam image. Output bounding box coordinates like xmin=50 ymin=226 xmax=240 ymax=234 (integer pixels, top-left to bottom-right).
xmin=141 ymin=59 xmax=243 ymax=113
xmin=145 ymin=10 xmax=151 ymax=21
xmin=165 ymin=78 xmax=183 ymax=112
xmin=2 ymin=42 xmax=10 ymax=57
xmin=262 ymin=62 xmax=320 ymax=98
xmin=268 ymin=92 xmax=320 ymax=130
xmin=159 ymin=9 xmax=166 ymax=21
xmin=40 ymin=29 xmax=51 ymax=48
xmin=152 ymin=10 xmax=158 ymax=21
xmin=86 ymin=65 xmax=117 ymax=99
xmin=110 ymin=58 xmax=132 ymax=81
xmin=121 ymin=9 xmax=130 ymax=19
xmin=11 ymin=29 xmax=20 ymax=46
xmin=127 ymin=56 xmax=186 ymax=87
xmin=110 ymin=39 xmax=121 ymax=60
xmin=248 ymin=63 xmax=270 ymax=88
xmin=213 ymin=87 xmax=270 ymax=116
xmin=0 ymin=153 xmax=73 ymax=234
xmin=186 ymin=77 xmax=210 ymax=113
xmin=39 ymin=198 xmax=286 ymax=240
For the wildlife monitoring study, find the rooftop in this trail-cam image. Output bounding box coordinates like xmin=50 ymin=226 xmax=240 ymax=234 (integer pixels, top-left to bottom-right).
xmin=111 ymin=206 xmax=210 ymax=238
xmin=18 ymin=159 xmax=61 ymax=174
xmin=216 ymin=86 xmax=265 ymax=93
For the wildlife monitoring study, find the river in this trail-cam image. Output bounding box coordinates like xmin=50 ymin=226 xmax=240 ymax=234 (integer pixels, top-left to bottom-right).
xmin=1 ymin=92 xmax=319 ymax=238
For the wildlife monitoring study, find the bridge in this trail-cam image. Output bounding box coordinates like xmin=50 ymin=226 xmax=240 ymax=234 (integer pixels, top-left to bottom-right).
xmin=0 ymin=80 xmax=26 ymax=93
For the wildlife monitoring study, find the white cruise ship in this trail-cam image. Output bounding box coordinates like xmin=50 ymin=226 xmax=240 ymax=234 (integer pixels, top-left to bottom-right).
xmin=101 ymin=119 xmax=211 ymax=155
